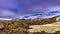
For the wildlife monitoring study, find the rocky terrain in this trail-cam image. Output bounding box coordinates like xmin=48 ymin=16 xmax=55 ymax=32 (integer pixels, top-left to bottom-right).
xmin=0 ymin=15 xmax=60 ymax=34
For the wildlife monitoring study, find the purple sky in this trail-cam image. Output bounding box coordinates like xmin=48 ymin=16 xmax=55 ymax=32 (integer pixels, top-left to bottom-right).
xmin=0 ymin=0 xmax=60 ymax=18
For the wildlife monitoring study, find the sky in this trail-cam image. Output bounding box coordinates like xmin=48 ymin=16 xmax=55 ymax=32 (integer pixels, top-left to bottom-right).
xmin=0 ymin=0 xmax=60 ymax=19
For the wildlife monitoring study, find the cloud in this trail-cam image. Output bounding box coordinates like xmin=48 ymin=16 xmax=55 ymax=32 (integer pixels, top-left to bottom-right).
xmin=48 ymin=6 xmax=60 ymax=12
xmin=0 ymin=0 xmax=60 ymax=19
xmin=22 ymin=10 xmax=60 ymax=19
xmin=31 ymin=14 xmax=40 ymax=16
xmin=0 ymin=9 xmax=18 ymax=18
xmin=23 ymin=16 xmax=30 ymax=18
xmin=46 ymin=11 xmax=60 ymax=16
xmin=44 ymin=6 xmax=60 ymax=16
xmin=22 ymin=13 xmax=46 ymax=19
xmin=48 ymin=11 xmax=60 ymax=13
xmin=28 ymin=6 xmax=49 ymax=14
xmin=0 ymin=10 xmax=15 ymax=16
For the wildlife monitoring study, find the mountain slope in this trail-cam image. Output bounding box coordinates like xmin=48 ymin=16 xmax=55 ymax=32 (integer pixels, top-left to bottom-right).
xmin=26 ymin=15 xmax=60 ymax=25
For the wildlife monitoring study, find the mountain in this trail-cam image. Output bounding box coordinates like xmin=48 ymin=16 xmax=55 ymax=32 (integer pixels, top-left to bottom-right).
xmin=0 ymin=12 xmax=60 ymax=34
xmin=26 ymin=15 xmax=60 ymax=25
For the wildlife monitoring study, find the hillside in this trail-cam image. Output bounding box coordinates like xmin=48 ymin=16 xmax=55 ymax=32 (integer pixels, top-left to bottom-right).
xmin=25 ymin=15 xmax=60 ymax=25
xmin=0 ymin=15 xmax=59 ymax=34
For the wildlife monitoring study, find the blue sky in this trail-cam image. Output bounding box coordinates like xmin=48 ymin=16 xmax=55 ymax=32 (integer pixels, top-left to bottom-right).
xmin=0 ymin=0 xmax=60 ymax=19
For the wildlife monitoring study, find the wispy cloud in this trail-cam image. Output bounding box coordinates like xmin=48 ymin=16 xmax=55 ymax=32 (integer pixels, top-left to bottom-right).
xmin=0 ymin=9 xmax=18 ymax=18
xmin=0 ymin=10 xmax=15 ymax=16
xmin=28 ymin=6 xmax=49 ymax=14
xmin=23 ymin=10 xmax=60 ymax=19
